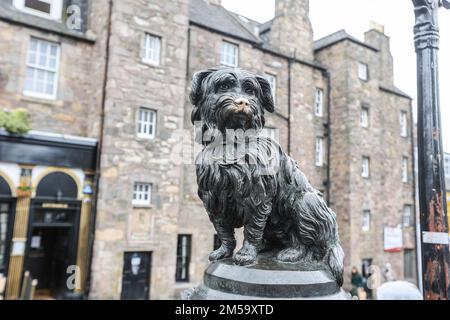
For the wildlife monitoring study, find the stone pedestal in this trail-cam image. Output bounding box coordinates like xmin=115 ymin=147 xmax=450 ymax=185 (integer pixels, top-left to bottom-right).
xmin=187 ymin=253 xmax=350 ymax=300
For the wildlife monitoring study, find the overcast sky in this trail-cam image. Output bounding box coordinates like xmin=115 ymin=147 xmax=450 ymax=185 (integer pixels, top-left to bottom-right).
xmin=222 ymin=0 xmax=450 ymax=152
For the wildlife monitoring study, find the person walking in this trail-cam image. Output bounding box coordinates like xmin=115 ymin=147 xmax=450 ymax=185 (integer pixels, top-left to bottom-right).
xmin=351 ymin=266 xmax=364 ymax=299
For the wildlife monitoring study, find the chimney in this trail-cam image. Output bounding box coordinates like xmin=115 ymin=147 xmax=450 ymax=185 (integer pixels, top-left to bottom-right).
xmin=269 ymin=0 xmax=314 ymax=60
xmin=364 ymin=22 xmax=394 ymax=86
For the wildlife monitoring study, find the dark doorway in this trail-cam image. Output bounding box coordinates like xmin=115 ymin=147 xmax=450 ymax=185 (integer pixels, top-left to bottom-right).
xmin=27 ymin=226 xmax=71 ymax=298
xmin=121 ymin=252 xmax=151 ymax=300
xmin=25 ymin=200 xmax=80 ymax=299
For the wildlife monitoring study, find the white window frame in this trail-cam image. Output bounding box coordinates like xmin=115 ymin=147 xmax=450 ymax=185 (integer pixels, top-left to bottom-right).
xmin=362 ymin=156 xmax=370 ymax=178
xmin=265 ymin=74 xmax=277 ymax=103
xmin=360 ymin=106 xmax=369 ymax=128
xmin=358 ymin=62 xmax=369 ymax=81
xmin=403 ymin=205 xmax=413 ymax=227
xmin=13 ymin=0 xmax=63 ymax=20
xmin=143 ymin=33 xmax=161 ymax=66
xmin=362 ymin=210 xmax=371 ymax=232
xmin=402 ymin=157 xmax=409 ymax=183
xmin=136 ymin=107 xmax=157 ymax=139
xmin=24 ymin=37 xmax=60 ymax=100
xmin=314 ymin=88 xmax=324 ymax=117
xmin=400 ymin=111 xmax=408 ymax=137
xmin=315 ymin=137 xmax=324 ymax=167
xmin=220 ymin=41 xmax=238 ymax=67
xmin=132 ymin=182 xmax=152 ymax=206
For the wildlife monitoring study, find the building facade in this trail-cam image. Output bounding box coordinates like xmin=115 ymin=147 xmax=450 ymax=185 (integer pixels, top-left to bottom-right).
xmin=0 ymin=0 xmax=415 ymax=299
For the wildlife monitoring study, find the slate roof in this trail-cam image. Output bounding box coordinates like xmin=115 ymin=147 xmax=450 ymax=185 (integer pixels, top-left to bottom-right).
xmin=188 ymin=0 xmax=411 ymax=99
xmin=314 ymin=29 xmax=378 ymax=52
xmin=189 ymin=0 xmax=262 ymax=44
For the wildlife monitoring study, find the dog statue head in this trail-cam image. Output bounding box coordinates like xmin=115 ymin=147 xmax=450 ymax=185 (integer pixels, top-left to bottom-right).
xmin=190 ymin=67 xmax=275 ymax=135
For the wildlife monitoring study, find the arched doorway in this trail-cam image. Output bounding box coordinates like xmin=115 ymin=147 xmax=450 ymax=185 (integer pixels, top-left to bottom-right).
xmin=0 ymin=175 xmax=15 ymax=278
xmin=25 ymin=172 xmax=81 ymax=299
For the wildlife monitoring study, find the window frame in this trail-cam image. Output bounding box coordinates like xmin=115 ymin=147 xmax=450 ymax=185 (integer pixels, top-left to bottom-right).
xmin=314 ymin=88 xmax=324 ymax=117
xmin=220 ymin=41 xmax=239 ymax=67
xmin=175 ymin=234 xmax=192 ymax=282
xmin=402 ymin=205 xmax=413 ymax=227
xmin=265 ymin=73 xmax=277 ymax=103
xmin=136 ymin=107 xmax=157 ymax=139
xmin=0 ymin=200 xmax=15 ymax=275
xmin=404 ymin=249 xmax=415 ymax=279
xmin=24 ymin=37 xmax=61 ymax=100
xmin=13 ymin=0 xmax=63 ymax=20
xmin=362 ymin=156 xmax=370 ymax=178
xmin=360 ymin=105 xmax=369 ymax=128
xmin=358 ymin=62 xmax=369 ymax=81
xmin=315 ymin=137 xmax=324 ymax=167
xmin=400 ymin=110 xmax=408 ymax=138
xmin=143 ymin=33 xmax=162 ymax=66
xmin=402 ymin=156 xmax=409 ymax=183
xmin=362 ymin=210 xmax=371 ymax=232
xmin=132 ymin=182 xmax=152 ymax=207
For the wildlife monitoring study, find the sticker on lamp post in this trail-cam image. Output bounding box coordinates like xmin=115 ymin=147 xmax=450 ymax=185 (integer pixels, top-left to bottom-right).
xmin=384 ymin=227 xmax=403 ymax=252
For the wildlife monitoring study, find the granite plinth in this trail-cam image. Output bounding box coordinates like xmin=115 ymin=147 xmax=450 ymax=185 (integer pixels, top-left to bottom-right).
xmin=187 ymin=253 xmax=350 ymax=300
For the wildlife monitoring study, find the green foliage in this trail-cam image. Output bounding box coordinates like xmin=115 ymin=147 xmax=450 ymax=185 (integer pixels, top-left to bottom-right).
xmin=0 ymin=108 xmax=31 ymax=134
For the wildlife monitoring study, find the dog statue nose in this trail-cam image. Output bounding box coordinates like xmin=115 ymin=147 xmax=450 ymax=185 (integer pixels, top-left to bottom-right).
xmin=234 ymin=97 xmax=250 ymax=107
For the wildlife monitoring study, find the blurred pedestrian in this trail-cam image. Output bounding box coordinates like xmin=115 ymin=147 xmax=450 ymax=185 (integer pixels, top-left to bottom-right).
xmin=382 ymin=262 xmax=396 ymax=282
xmin=350 ymin=266 xmax=364 ymax=299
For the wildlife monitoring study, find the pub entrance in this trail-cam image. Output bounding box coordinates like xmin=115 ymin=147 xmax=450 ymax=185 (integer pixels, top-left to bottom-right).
xmin=24 ymin=172 xmax=81 ymax=299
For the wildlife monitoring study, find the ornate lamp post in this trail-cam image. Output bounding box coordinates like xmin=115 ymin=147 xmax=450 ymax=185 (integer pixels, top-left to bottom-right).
xmin=412 ymin=0 xmax=450 ymax=300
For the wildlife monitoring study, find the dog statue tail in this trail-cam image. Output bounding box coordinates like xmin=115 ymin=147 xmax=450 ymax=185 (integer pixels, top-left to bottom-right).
xmin=295 ymin=190 xmax=345 ymax=287
xmin=325 ymin=241 xmax=344 ymax=287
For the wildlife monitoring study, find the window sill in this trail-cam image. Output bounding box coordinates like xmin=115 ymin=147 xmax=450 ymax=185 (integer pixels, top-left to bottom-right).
xmin=23 ymin=91 xmax=57 ymax=101
xmin=136 ymin=135 xmax=156 ymax=141
xmin=21 ymin=93 xmax=62 ymax=106
xmin=141 ymin=59 xmax=163 ymax=69
xmin=132 ymin=204 xmax=153 ymax=209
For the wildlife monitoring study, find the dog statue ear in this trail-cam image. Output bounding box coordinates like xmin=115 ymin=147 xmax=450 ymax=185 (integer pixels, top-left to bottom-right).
xmin=190 ymin=67 xmax=225 ymax=105
xmin=190 ymin=67 xmax=222 ymax=124
xmin=256 ymin=75 xmax=275 ymax=113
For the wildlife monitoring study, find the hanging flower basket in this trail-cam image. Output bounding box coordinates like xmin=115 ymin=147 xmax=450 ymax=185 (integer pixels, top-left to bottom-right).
xmin=17 ymin=186 xmax=32 ymax=197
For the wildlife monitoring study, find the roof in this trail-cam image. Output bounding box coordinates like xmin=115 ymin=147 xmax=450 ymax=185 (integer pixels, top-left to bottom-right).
xmin=380 ymin=86 xmax=413 ymax=100
xmin=314 ymin=29 xmax=378 ymax=52
xmin=189 ymin=0 xmax=262 ymax=44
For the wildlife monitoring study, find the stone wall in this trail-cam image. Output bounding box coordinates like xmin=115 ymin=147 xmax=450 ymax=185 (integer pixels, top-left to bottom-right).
xmin=0 ymin=0 xmax=108 ymax=139
xmin=315 ymin=31 xmax=415 ymax=289
xmin=89 ymin=0 xmax=190 ymax=299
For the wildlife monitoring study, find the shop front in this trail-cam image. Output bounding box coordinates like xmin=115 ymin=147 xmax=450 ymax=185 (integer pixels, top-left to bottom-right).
xmin=0 ymin=130 xmax=97 ymax=299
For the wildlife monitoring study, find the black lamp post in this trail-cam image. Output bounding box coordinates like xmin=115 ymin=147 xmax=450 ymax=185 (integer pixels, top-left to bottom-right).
xmin=412 ymin=0 xmax=450 ymax=300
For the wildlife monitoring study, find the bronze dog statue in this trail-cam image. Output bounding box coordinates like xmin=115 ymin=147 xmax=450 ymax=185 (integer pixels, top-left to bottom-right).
xmin=190 ymin=67 xmax=344 ymax=285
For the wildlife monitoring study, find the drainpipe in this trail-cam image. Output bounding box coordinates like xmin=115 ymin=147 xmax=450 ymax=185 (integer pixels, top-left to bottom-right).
xmin=325 ymin=71 xmax=331 ymax=206
xmin=287 ymin=58 xmax=292 ymax=155
xmin=85 ymin=0 xmax=113 ymax=299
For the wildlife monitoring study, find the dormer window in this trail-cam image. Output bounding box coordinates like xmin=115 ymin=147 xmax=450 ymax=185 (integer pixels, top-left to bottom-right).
xmin=13 ymin=0 xmax=63 ymax=20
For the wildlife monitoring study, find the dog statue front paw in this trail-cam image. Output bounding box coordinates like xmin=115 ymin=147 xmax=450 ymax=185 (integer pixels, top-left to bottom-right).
xmin=234 ymin=242 xmax=257 ymax=266
xmin=209 ymin=245 xmax=233 ymax=261
xmin=277 ymin=247 xmax=305 ymax=262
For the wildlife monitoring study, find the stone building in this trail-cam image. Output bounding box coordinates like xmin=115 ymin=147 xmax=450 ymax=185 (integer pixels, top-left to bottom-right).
xmin=0 ymin=0 xmax=415 ymax=300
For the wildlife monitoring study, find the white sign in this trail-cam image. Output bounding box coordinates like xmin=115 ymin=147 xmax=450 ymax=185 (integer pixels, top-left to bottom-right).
xmin=422 ymin=232 xmax=449 ymax=245
xmin=384 ymin=227 xmax=403 ymax=252
xmin=31 ymin=236 xmax=41 ymax=248
xmin=11 ymin=240 xmax=26 ymax=256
